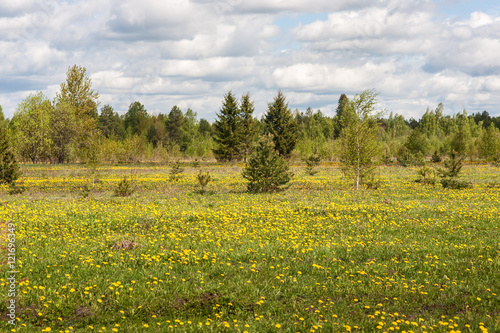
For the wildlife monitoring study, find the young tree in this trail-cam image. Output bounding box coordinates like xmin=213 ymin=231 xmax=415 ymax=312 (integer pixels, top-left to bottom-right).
xmin=12 ymin=92 xmax=53 ymax=163
xmin=264 ymin=91 xmax=297 ymax=158
xmin=339 ymin=89 xmax=384 ymax=189
xmin=242 ymin=135 xmax=293 ymax=192
xmin=212 ymin=91 xmax=242 ymax=162
xmin=239 ymin=93 xmax=258 ymax=161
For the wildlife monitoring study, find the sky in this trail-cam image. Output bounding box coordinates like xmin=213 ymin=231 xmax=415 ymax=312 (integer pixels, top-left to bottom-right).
xmin=1 ymin=0 xmax=500 ymax=121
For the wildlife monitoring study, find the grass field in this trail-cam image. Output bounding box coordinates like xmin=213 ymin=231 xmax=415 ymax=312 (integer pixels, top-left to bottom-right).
xmin=1 ymin=163 xmax=499 ymax=332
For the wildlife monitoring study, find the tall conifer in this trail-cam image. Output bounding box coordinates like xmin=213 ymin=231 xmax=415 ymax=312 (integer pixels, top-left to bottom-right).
xmin=212 ymin=91 xmax=242 ymax=162
xmin=264 ymin=91 xmax=297 ymax=158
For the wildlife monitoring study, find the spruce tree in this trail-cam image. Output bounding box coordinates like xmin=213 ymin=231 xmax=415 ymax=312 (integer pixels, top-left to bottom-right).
xmin=264 ymin=91 xmax=297 ymax=158
xmin=0 ymin=117 xmax=20 ymax=185
xmin=212 ymin=91 xmax=242 ymax=162
xmin=242 ymin=135 xmax=293 ymax=192
xmin=239 ymin=93 xmax=258 ymax=161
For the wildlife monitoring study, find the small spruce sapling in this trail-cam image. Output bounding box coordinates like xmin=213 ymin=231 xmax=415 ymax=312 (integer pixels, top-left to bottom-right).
xmin=197 ymin=170 xmax=212 ymax=194
xmin=241 ymin=135 xmax=293 ymax=193
xmin=169 ymin=160 xmax=184 ymax=181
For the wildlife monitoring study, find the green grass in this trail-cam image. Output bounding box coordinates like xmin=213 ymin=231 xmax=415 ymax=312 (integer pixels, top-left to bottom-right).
xmin=1 ymin=163 xmax=499 ymax=332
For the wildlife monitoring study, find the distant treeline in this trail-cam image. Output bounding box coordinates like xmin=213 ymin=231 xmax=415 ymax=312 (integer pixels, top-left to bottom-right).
xmin=2 ymin=65 xmax=500 ymax=164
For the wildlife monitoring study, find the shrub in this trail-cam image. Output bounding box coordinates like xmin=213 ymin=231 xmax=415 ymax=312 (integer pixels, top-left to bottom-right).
xmin=242 ymin=136 xmax=293 ymax=193
xmin=169 ymin=160 xmax=184 ymax=181
xmin=197 ymin=170 xmax=212 ymax=194
xmin=437 ymin=151 xmax=471 ymax=189
xmin=415 ymin=165 xmax=436 ymax=185
xmin=304 ymin=153 xmax=320 ymax=176
xmin=431 ymin=150 xmax=442 ymax=163
xmin=113 ymin=176 xmax=134 ymax=197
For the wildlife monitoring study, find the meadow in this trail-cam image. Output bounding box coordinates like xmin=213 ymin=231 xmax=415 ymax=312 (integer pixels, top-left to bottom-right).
xmin=1 ymin=163 xmax=499 ymax=333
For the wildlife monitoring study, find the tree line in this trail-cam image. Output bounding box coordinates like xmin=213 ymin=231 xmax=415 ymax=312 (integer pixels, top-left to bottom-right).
xmin=1 ymin=65 xmax=500 ymax=167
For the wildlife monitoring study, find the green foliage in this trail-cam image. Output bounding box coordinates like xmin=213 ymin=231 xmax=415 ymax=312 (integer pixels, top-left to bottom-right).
xmin=304 ymin=153 xmax=321 ymax=176
xmin=169 ymin=160 xmax=184 ymax=181
xmin=239 ymin=93 xmax=258 ymax=161
xmin=197 ymin=170 xmax=212 ymax=194
xmin=264 ymin=91 xmax=297 ymax=158
xmin=0 ymin=123 xmax=20 ymax=185
xmin=478 ymin=123 xmax=500 ymax=163
xmin=431 ymin=150 xmax=442 ymax=163
xmin=333 ymin=93 xmax=349 ymax=139
xmin=397 ymin=130 xmax=429 ymax=166
xmin=113 ymin=176 xmax=134 ymax=197
xmin=124 ymin=101 xmax=148 ymax=136
xmin=50 ymin=99 xmax=77 ymax=163
xmin=242 ymin=136 xmax=293 ymax=192
xmin=437 ymin=151 xmax=471 ymax=189
xmin=212 ymin=91 xmax=243 ymax=162
xmin=99 ymin=104 xmax=125 ymax=139
xmin=415 ymin=165 xmax=436 ymax=185
xmin=339 ymin=89 xmax=384 ymax=189
xmin=165 ymin=105 xmax=185 ymax=145
xmin=12 ymin=92 xmax=53 ymax=163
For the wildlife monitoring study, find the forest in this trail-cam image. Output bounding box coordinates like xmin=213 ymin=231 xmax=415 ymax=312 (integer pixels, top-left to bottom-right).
xmin=2 ymin=65 xmax=500 ymax=167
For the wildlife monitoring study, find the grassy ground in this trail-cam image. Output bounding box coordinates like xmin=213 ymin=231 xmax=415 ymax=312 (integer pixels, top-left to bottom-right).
xmin=1 ymin=163 xmax=499 ymax=332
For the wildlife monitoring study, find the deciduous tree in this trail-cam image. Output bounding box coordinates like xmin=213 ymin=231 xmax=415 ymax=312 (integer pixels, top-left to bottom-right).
xmin=339 ymin=89 xmax=384 ymax=189
xmin=12 ymin=92 xmax=52 ymax=163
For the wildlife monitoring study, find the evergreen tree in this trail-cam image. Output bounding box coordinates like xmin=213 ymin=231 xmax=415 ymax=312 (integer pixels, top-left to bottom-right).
xmin=333 ymin=93 xmax=349 ymax=138
xmin=0 ymin=110 xmax=19 ymax=184
xmin=239 ymin=93 xmax=258 ymax=161
xmin=99 ymin=105 xmax=125 ymax=139
xmin=165 ymin=105 xmax=184 ymax=146
xmin=124 ymin=101 xmax=148 ymax=136
xmin=212 ymin=91 xmax=242 ymax=162
xmin=264 ymin=91 xmax=297 ymax=158
xmin=242 ymin=135 xmax=293 ymax=192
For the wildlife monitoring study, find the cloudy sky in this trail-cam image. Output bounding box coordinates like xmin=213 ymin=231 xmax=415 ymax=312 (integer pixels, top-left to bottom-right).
xmin=1 ymin=0 xmax=500 ymax=121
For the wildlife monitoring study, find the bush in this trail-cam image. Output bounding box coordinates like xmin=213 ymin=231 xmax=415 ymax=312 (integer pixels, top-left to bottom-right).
xmin=441 ymin=178 xmax=471 ymax=189
xmin=113 ymin=176 xmax=134 ymax=197
xmin=197 ymin=170 xmax=212 ymax=194
xmin=242 ymin=136 xmax=293 ymax=193
xmin=431 ymin=150 xmax=442 ymax=163
xmin=415 ymin=165 xmax=436 ymax=185
xmin=169 ymin=160 xmax=184 ymax=181
xmin=304 ymin=153 xmax=320 ymax=176
xmin=437 ymin=151 xmax=471 ymax=189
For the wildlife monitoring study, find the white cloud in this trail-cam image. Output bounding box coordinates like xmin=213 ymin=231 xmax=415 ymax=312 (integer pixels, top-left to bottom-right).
xmin=1 ymin=0 xmax=500 ymax=120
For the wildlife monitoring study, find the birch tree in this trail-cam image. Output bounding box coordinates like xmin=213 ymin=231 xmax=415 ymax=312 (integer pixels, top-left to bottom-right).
xmin=339 ymin=89 xmax=384 ymax=189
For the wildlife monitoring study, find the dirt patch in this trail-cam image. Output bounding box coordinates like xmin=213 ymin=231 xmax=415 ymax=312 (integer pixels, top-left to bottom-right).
xmin=112 ymin=240 xmax=140 ymax=251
